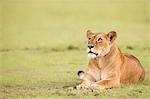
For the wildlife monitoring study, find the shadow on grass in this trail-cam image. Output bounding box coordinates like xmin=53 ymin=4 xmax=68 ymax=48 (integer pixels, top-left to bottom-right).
xmin=1 ymin=45 xmax=150 ymax=53
xmin=0 ymin=45 xmax=81 ymax=53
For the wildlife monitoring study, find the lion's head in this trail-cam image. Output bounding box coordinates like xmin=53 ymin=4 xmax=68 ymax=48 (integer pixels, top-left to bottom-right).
xmin=86 ymin=30 xmax=117 ymax=58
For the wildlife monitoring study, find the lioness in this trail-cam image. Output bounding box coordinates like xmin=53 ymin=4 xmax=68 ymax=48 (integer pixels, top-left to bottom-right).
xmin=75 ymin=30 xmax=145 ymax=90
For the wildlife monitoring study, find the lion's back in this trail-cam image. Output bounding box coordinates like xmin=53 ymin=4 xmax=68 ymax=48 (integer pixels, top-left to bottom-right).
xmin=120 ymin=53 xmax=145 ymax=83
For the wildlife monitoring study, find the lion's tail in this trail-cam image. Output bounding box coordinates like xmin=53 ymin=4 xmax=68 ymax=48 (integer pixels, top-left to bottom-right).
xmin=77 ymin=70 xmax=85 ymax=80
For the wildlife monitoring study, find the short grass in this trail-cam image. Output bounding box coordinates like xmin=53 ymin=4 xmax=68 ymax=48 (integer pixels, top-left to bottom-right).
xmin=0 ymin=0 xmax=150 ymax=98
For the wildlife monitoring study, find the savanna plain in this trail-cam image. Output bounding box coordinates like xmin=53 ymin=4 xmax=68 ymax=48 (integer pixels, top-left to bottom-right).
xmin=0 ymin=0 xmax=150 ymax=98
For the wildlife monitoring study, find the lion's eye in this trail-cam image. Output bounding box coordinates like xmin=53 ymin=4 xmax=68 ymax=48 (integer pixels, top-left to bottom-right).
xmin=97 ymin=38 xmax=102 ymax=41
xmin=88 ymin=38 xmax=91 ymax=40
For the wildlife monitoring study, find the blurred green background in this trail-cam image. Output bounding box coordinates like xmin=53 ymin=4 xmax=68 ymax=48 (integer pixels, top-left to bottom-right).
xmin=1 ymin=0 xmax=150 ymax=49
xmin=1 ymin=0 xmax=150 ymax=98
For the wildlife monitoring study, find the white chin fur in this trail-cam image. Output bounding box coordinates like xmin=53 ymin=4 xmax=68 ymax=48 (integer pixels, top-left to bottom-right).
xmin=88 ymin=53 xmax=97 ymax=58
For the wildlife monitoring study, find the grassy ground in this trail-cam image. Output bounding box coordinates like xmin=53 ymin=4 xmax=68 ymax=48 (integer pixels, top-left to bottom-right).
xmin=1 ymin=0 xmax=150 ymax=98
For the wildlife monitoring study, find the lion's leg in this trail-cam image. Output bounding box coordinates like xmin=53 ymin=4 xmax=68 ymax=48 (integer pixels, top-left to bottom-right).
xmin=92 ymin=79 xmax=120 ymax=89
xmin=75 ymin=73 xmax=96 ymax=89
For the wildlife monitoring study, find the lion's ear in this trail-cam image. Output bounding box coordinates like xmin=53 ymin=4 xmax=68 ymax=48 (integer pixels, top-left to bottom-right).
xmin=107 ymin=31 xmax=117 ymax=42
xmin=87 ymin=30 xmax=92 ymax=38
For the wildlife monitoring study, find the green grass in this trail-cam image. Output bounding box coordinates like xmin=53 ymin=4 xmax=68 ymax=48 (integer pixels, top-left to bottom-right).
xmin=1 ymin=0 xmax=150 ymax=98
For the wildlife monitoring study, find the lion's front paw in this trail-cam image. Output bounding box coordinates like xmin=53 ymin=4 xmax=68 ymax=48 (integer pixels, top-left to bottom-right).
xmin=75 ymin=82 xmax=94 ymax=90
xmin=90 ymin=83 xmax=98 ymax=89
xmin=63 ymin=84 xmax=88 ymax=90
xmin=91 ymin=83 xmax=105 ymax=89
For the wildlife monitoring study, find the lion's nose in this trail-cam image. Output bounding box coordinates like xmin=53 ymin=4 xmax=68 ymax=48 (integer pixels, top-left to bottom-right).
xmin=88 ymin=45 xmax=94 ymax=49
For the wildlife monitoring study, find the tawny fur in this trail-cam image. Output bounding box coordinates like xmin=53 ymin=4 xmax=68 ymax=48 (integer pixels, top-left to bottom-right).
xmin=77 ymin=30 xmax=145 ymax=89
